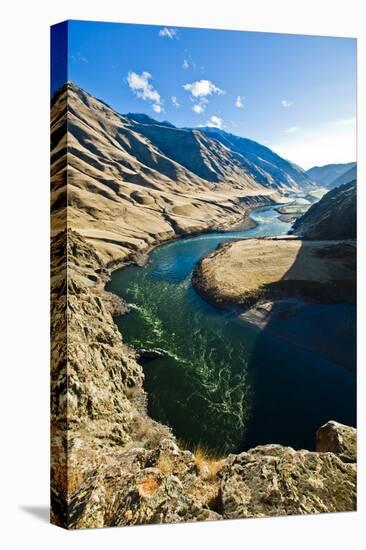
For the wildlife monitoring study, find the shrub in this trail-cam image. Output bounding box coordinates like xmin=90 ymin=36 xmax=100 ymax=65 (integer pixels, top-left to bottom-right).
xmin=193 ymin=446 xmax=225 ymax=481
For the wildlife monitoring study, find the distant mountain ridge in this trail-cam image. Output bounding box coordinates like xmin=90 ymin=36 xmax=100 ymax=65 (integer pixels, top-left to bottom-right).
xmin=306 ymin=162 xmax=356 ymax=189
xmin=329 ymin=165 xmax=357 ymax=189
xmin=119 ymin=116 xmax=316 ymax=192
xmin=126 ymin=113 xmax=176 ymax=128
xmin=199 ymin=126 xmax=314 ymax=191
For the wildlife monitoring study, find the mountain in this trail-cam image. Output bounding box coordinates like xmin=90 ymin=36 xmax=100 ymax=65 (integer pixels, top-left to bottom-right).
xmin=306 ymin=162 xmax=356 ymax=188
xmin=51 ymin=82 xmax=317 ymax=263
xmin=126 ymin=113 xmax=176 ymax=128
xmin=119 ymin=117 xmax=314 ymax=192
xmin=329 ymin=165 xmax=357 ymax=188
xmin=292 ymin=180 xmax=356 ymax=240
xmin=199 ymin=126 xmax=315 ymax=191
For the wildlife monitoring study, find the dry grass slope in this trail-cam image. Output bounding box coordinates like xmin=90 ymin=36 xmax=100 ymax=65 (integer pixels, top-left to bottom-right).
xmin=192 ymin=238 xmax=356 ymax=308
xmin=51 ymin=82 xmax=278 ymax=265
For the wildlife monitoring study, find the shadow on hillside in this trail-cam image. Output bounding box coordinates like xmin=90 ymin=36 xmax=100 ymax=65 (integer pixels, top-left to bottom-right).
xmin=237 ymin=239 xmax=356 ymax=452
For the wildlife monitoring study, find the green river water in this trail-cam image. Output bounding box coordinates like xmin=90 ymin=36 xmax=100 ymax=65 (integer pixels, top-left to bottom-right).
xmin=107 ymin=207 xmax=356 ymax=454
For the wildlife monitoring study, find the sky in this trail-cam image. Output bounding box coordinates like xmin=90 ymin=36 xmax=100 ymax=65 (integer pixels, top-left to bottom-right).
xmin=52 ymin=20 xmax=357 ymax=169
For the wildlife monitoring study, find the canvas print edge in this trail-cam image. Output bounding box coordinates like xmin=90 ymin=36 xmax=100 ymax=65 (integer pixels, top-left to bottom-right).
xmin=50 ymin=20 xmax=357 ymax=529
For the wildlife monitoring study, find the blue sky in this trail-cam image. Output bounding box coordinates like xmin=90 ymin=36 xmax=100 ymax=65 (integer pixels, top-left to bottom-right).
xmin=52 ymin=20 xmax=356 ymax=169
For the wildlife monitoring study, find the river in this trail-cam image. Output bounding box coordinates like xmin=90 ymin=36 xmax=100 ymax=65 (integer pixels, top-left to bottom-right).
xmin=106 ymin=206 xmax=356 ymax=454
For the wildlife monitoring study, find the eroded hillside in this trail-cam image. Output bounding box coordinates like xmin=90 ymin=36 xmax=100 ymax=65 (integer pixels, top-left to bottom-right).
xmin=51 ymin=82 xmax=283 ymax=264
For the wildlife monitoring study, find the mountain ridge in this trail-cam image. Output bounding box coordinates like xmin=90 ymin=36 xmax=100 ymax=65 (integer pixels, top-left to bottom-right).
xmin=306 ymin=162 xmax=356 ymax=189
xmin=329 ymin=165 xmax=357 ymax=189
xmin=52 ymin=81 xmax=316 ymax=193
xmin=51 ymin=81 xmax=278 ymax=264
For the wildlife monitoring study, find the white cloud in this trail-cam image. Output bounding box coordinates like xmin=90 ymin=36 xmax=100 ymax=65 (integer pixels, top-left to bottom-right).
xmin=285 ymin=126 xmax=299 ymax=134
xmin=171 ymin=96 xmax=180 ymax=108
xmin=152 ymin=104 xmax=163 ymax=113
xmin=271 ymin=118 xmax=356 ymax=169
xmin=192 ymin=103 xmax=205 ymax=114
xmin=281 ymin=100 xmax=293 ymax=108
xmin=127 ymin=71 xmax=163 ymax=112
xmin=183 ymin=79 xmax=225 ymax=98
xmin=182 ymin=59 xmax=189 ymax=70
xmin=236 ymin=95 xmax=245 ymax=108
xmin=159 ymin=27 xmax=177 ymax=39
xmin=183 ymin=79 xmax=224 ymax=115
xmin=191 ymin=97 xmax=208 ymax=114
xmin=206 ymin=115 xmax=224 ymax=129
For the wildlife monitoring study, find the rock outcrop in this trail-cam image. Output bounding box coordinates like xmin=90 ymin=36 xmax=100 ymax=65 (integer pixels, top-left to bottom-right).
xmin=316 ymin=421 xmax=357 ymax=463
xmin=292 ymin=181 xmax=356 ymax=240
xmin=220 ymin=442 xmax=356 ymax=518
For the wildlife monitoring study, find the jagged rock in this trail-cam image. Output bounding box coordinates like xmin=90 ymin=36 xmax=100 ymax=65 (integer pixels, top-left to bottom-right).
xmin=135 ymin=347 xmax=167 ymax=362
xmin=316 ymin=421 xmax=357 ymax=463
xmin=105 ymin=468 xmax=202 ymax=526
xmin=219 ymin=445 xmax=356 ymax=519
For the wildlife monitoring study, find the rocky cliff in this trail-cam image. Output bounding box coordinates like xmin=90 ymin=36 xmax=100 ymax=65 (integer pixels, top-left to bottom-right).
xmin=292 ymin=180 xmax=356 ymax=240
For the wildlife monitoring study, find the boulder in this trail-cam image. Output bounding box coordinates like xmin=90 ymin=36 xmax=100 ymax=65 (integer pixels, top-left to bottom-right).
xmin=219 ymin=444 xmax=356 ymax=519
xmin=316 ymin=421 xmax=357 ymax=463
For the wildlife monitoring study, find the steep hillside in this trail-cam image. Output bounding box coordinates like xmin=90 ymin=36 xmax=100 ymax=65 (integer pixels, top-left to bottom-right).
xmin=307 ymin=162 xmax=356 ymax=188
xmin=200 ymin=127 xmax=315 ymax=191
xmin=51 ymin=82 xmax=280 ymax=264
xmin=292 ymin=180 xmax=356 ymax=239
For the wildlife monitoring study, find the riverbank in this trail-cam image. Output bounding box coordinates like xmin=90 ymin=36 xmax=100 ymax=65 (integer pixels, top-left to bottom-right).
xmin=105 ymin=203 xmax=262 ymax=274
xmin=192 ymin=237 xmax=356 ymax=310
xmin=191 ymin=237 xmax=356 ymax=369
